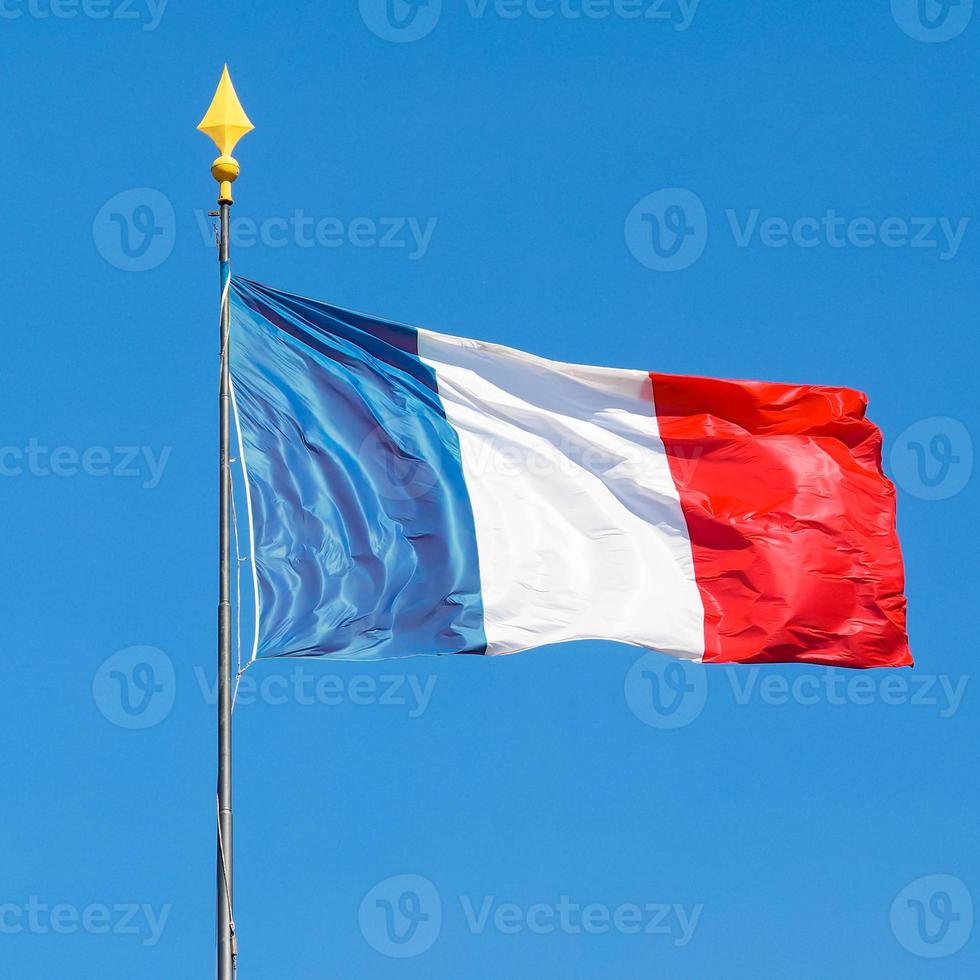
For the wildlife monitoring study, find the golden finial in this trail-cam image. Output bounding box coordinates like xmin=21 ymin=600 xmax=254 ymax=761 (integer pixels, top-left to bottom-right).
xmin=197 ymin=65 xmax=254 ymax=204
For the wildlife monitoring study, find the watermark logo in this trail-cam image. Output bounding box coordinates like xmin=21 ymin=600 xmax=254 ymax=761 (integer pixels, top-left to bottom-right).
xmin=728 ymin=668 xmax=966 ymax=718
xmin=359 ymin=427 xmax=443 ymax=502
xmin=726 ymin=210 xmax=968 ymax=260
xmin=626 ymin=192 xmax=970 ymax=272
xmin=360 ymin=0 xmax=442 ymax=42
xmin=892 ymin=0 xmax=973 ymax=43
xmin=359 ymin=874 xmax=442 ymax=958
xmin=360 ymin=0 xmax=700 ymax=42
xmin=891 ymin=874 xmax=973 ymax=958
xmin=0 ymin=441 xmax=171 ymax=489
xmin=363 ymin=425 xmax=705 ymax=503
xmin=193 ymin=210 xmax=438 ymax=260
xmin=92 ymin=645 xmax=175 ymax=729
xmin=358 ymin=877 xmax=701 ymax=952
xmin=624 ymin=652 xmax=707 ymax=729
xmin=463 ymin=0 xmax=700 ymax=29
xmin=0 ymin=898 xmax=170 ymax=947
xmin=624 ymin=189 xmax=707 ymax=272
xmin=625 ymin=661 xmax=966 ymax=727
xmin=459 ymin=895 xmax=701 ymax=943
xmin=0 ymin=0 xmax=168 ymax=31
xmin=193 ymin=665 xmax=438 ymax=718
xmin=890 ymin=417 xmax=973 ymax=501
xmin=93 ymin=189 xmax=175 ymax=272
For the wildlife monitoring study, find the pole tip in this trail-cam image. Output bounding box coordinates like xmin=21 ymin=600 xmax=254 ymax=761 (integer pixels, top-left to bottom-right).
xmin=198 ymin=66 xmax=254 ymax=204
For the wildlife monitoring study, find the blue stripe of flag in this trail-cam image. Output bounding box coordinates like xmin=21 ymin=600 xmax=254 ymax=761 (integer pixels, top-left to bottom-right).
xmin=229 ymin=277 xmax=486 ymax=660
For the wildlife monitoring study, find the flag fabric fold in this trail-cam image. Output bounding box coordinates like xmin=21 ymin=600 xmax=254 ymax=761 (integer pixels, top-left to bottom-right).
xmin=229 ymin=277 xmax=910 ymax=668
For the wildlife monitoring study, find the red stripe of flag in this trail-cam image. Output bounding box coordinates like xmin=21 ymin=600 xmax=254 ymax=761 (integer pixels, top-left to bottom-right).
xmin=650 ymin=372 xmax=911 ymax=668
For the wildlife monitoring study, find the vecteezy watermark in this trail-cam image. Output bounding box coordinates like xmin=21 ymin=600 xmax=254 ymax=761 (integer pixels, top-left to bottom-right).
xmin=193 ymin=210 xmax=438 ymax=260
xmin=725 ymin=210 xmax=969 ymax=260
xmin=360 ymin=0 xmax=700 ymax=42
xmin=359 ymin=875 xmax=443 ymax=958
xmin=93 ymin=189 xmax=176 ymax=271
xmin=892 ymin=0 xmax=973 ymax=43
xmin=457 ymin=895 xmax=701 ymax=944
xmin=359 ymin=424 xmax=705 ymax=503
xmin=891 ymin=874 xmax=973 ymax=958
xmin=0 ymin=898 xmax=171 ymax=947
xmin=193 ymin=665 xmax=438 ymax=719
xmin=624 ymin=652 xmax=708 ymax=729
xmin=359 ymin=0 xmax=442 ymax=42
xmin=0 ymin=441 xmax=171 ymax=489
xmin=889 ymin=417 xmax=973 ymax=501
xmin=625 ymin=189 xmax=971 ymax=272
xmin=725 ymin=669 xmax=968 ymax=719
xmin=625 ymin=656 xmax=969 ymax=729
xmin=94 ymin=655 xmax=438 ymax=730
xmin=93 ymin=646 xmax=176 ymax=729
xmin=0 ymin=0 xmax=168 ymax=30
xmin=624 ymin=188 xmax=708 ymax=272
xmin=358 ymin=874 xmax=702 ymax=957
xmin=95 ymin=193 xmax=437 ymax=271
xmin=460 ymin=0 xmax=700 ymax=29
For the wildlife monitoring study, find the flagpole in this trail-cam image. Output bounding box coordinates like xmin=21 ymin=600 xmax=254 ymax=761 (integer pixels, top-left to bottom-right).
xmin=216 ymin=194 xmax=235 ymax=980
xmin=198 ymin=67 xmax=254 ymax=980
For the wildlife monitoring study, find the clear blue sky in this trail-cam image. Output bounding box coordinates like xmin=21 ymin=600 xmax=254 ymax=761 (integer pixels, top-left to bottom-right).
xmin=1 ymin=1 xmax=977 ymax=976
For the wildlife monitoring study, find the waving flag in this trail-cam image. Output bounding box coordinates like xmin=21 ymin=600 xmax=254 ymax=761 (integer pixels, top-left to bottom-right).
xmin=229 ymin=278 xmax=910 ymax=668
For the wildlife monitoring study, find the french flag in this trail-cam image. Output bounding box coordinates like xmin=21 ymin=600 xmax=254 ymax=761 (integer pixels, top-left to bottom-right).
xmin=229 ymin=278 xmax=910 ymax=669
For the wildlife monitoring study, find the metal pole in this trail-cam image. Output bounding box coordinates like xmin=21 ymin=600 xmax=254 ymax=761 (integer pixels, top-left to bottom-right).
xmin=217 ymin=201 xmax=236 ymax=980
xmin=197 ymin=64 xmax=252 ymax=980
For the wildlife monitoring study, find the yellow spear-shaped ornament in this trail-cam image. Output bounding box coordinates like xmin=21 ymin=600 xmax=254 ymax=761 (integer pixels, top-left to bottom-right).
xmin=197 ymin=65 xmax=255 ymax=204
